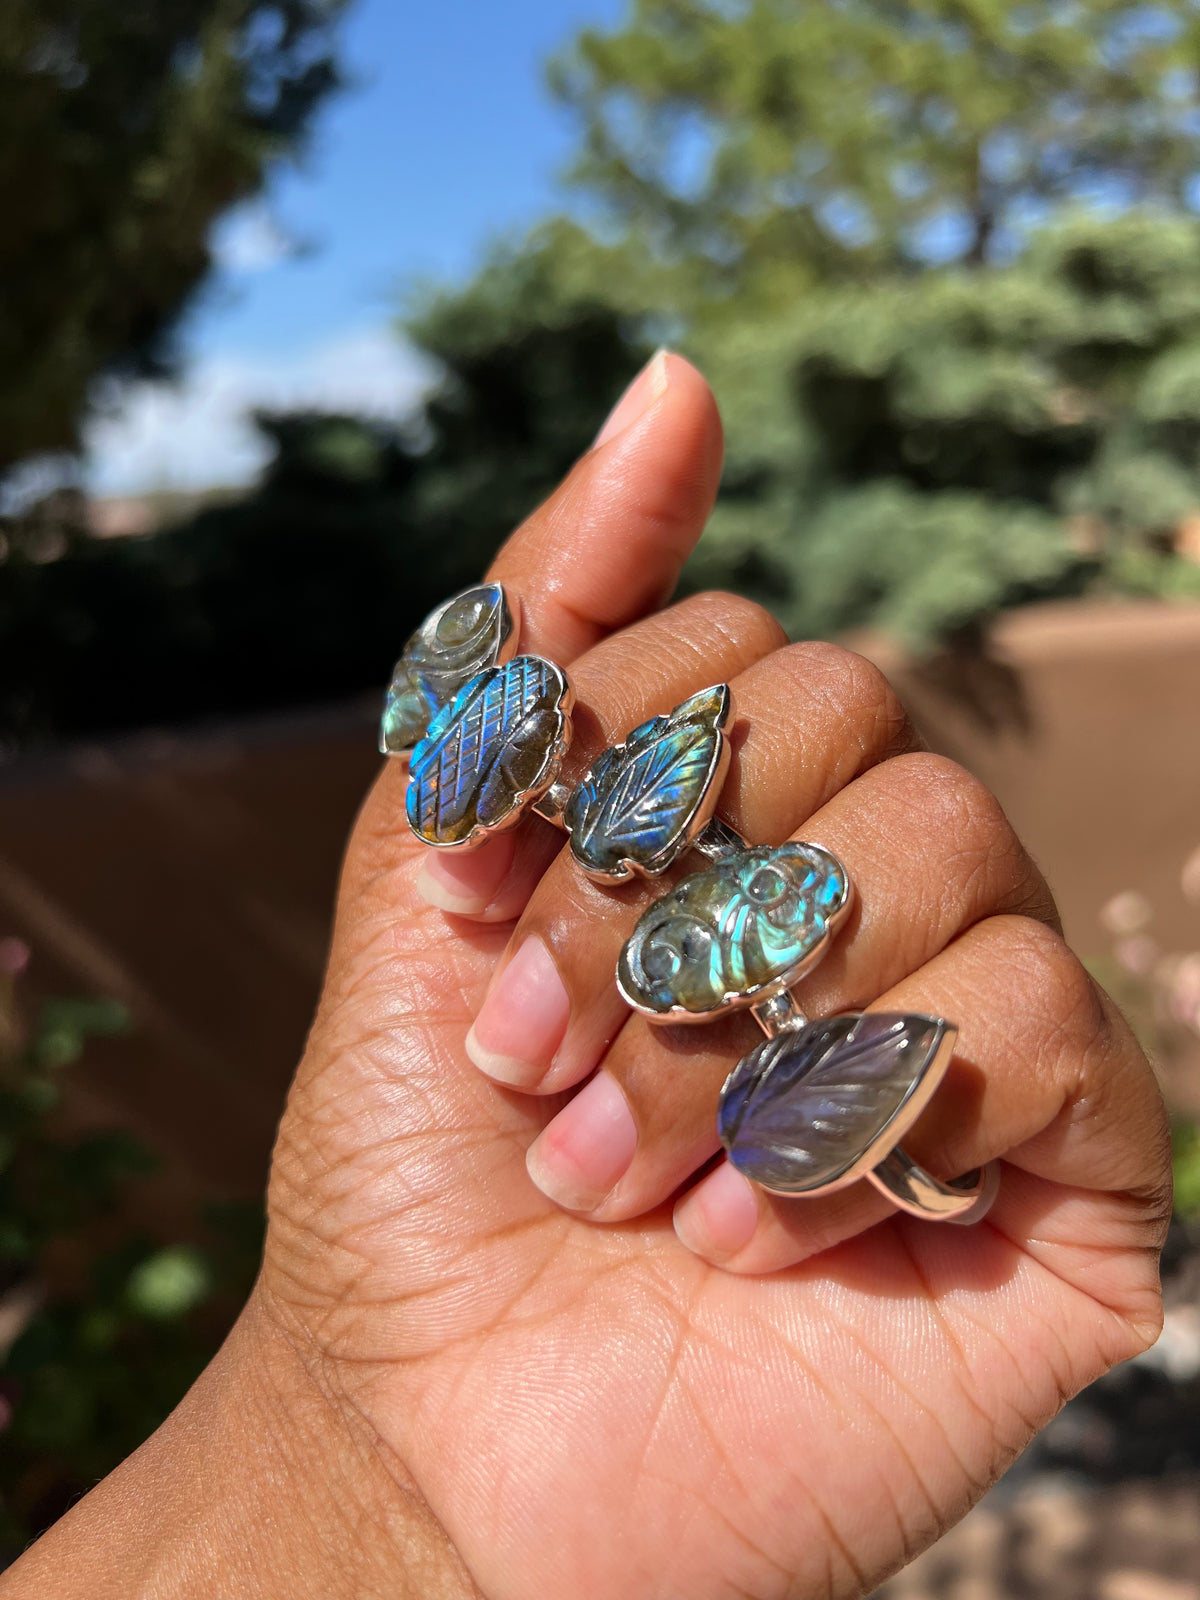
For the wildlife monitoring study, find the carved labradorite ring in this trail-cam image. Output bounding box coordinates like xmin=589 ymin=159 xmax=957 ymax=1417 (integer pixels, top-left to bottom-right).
xmin=381 ymin=584 xmax=575 ymax=850
xmin=380 ymin=582 xmax=519 ymax=756
xmin=382 ymin=584 xmax=738 ymax=868
xmin=617 ymin=841 xmax=853 ymax=1021
xmin=718 ymin=1012 xmax=999 ymax=1221
xmin=617 ymin=835 xmax=997 ymax=1223
xmin=407 ymin=656 xmax=574 ymax=848
xmin=555 ymin=684 xmax=734 ymax=884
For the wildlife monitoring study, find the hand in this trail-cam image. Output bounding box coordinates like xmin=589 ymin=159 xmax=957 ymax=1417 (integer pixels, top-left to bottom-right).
xmin=6 ymin=354 xmax=1170 ymax=1600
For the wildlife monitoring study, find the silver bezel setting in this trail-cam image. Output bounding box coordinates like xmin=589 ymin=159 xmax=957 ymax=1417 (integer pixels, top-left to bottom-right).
xmin=565 ymin=684 xmax=735 ymax=885
xmin=721 ymin=1016 xmax=957 ymax=1196
xmin=616 ymin=863 xmax=855 ymax=1025
xmin=406 ymin=657 xmax=574 ymax=851
xmin=380 ymin=583 xmax=521 ymax=756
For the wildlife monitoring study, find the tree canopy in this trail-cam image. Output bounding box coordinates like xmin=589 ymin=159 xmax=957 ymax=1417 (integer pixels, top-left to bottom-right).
xmin=0 ymin=258 xmax=644 ymax=744
xmin=7 ymin=0 xmax=1200 ymax=745
xmin=552 ymin=0 xmax=1200 ymax=303
xmin=691 ymin=212 xmax=1200 ymax=644
xmin=0 ymin=0 xmax=345 ymax=476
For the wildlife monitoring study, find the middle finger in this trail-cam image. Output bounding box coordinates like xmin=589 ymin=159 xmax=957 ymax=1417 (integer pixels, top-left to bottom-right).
xmin=465 ymin=641 xmax=927 ymax=1096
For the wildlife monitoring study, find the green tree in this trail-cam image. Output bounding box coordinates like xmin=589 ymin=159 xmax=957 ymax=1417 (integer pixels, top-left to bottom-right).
xmin=0 ymin=244 xmax=646 ymax=744
xmin=0 ymin=0 xmax=345 ymax=477
xmin=552 ymin=0 xmax=1200 ymax=304
xmin=691 ymin=211 xmax=1200 ymax=647
xmin=11 ymin=0 xmax=1200 ymax=743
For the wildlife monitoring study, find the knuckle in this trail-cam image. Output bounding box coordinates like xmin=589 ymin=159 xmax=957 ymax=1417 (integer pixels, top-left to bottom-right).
xmin=680 ymin=590 xmax=788 ymax=657
xmin=771 ymin=642 xmax=915 ymax=758
xmin=886 ymin=751 xmax=1008 ymax=837
xmin=983 ymin=914 xmax=1111 ymax=1059
xmin=880 ymin=753 xmax=1056 ymax=924
xmin=971 ymin=916 xmax=1169 ymax=1231
xmin=883 ymin=748 xmax=1017 ymax=851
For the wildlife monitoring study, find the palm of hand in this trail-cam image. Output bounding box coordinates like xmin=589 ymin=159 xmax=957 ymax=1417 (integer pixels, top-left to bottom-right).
xmin=263 ymin=796 xmax=1159 ymax=1600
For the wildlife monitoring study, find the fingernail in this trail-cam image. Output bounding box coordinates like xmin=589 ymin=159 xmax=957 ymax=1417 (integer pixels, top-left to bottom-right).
xmin=673 ymin=1161 xmax=759 ymax=1262
xmin=592 ymin=349 xmax=671 ymax=449
xmin=465 ymin=936 xmax=570 ymax=1088
xmin=415 ymin=833 xmax=515 ymax=916
xmin=525 ymin=1071 xmax=636 ymax=1212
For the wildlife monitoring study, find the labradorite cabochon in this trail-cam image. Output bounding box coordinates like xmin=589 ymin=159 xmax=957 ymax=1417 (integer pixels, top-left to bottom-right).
xmin=407 ymin=655 xmax=571 ymax=847
xmin=380 ymin=583 xmax=516 ymax=754
xmin=617 ymin=842 xmax=851 ymax=1018
xmin=564 ymin=684 xmax=731 ymax=881
xmin=718 ymin=1013 xmax=952 ymax=1194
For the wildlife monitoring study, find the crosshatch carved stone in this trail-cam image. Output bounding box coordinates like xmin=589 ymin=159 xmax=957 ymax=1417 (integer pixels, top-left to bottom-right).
xmin=406 ymin=656 xmax=571 ymax=847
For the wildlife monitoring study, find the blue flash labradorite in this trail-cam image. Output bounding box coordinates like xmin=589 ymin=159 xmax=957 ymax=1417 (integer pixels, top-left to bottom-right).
xmin=718 ymin=1013 xmax=951 ymax=1193
xmin=407 ymin=655 xmax=570 ymax=847
xmin=617 ymin=842 xmax=851 ymax=1018
xmin=380 ymin=583 xmax=514 ymax=754
xmin=564 ymin=684 xmax=730 ymax=882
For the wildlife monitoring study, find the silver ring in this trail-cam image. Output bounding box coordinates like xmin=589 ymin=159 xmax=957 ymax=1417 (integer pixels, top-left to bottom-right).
xmin=535 ymin=683 xmax=736 ymax=884
xmin=380 ymin=584 xmax=575 ymax=850
xmin=385 ymin=595 xmax=998 ymax=1223
xmin=383 ymin=592 xmax=737 ymax=871
xmin=612 ymin=810 xmax=997 ymax=1225
xmin=716 ymin=997 xmax=997 ymax=1224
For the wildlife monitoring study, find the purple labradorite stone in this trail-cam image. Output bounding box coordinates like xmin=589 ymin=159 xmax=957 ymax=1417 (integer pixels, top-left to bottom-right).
xmin=717 ymin=1012 xmax=950 ymax=1194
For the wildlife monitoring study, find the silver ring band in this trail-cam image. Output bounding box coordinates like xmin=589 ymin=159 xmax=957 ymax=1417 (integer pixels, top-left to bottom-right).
xmin=868 ymin=1149 xmax=1000 ymax=1224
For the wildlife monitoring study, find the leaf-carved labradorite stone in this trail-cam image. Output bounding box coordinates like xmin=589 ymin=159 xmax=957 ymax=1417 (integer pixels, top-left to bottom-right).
xmin=718 ymin=1013 xmax=953 ymax=1194
xmin=563 ymin=684 xmax=731 ymax=882
xmin=380 ymin=583 xmax=517 ymax=754
xmin=617 ymin=842 xmax=852 ymax=1019
xmin=406 ymin=656 xmax=572 ymax=847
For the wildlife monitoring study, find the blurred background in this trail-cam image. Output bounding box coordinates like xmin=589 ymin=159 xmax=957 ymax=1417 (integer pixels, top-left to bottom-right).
xmin=1 ymin=0 xmax=1200 ymax=1588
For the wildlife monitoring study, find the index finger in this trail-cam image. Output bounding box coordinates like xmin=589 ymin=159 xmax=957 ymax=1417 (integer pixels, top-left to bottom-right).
xmin=341 ymin=351 xmax=724 ymax=907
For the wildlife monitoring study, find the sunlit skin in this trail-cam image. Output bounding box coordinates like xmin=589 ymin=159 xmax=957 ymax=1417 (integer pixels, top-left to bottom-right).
xmin=4 ymin=355 xmax=1170 ymax=1600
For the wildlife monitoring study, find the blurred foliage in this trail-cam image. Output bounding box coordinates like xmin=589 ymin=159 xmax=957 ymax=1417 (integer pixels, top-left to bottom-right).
xmin=0 ymin=959 xmax=262 ymax=1558
xmin=1173 ymin=1121 xmax=1200 ymax=1218
xmin=394 ymin=0 xmax=1200 ymax=652
xmin=6 ymin=0 xmax=1200 ymax=742
xmin=1087 ymin=867 xmax=1200 ymax=1218
xmin=551 ymin=0 xmax=1200 ymax=301
xmin=690 ymin=211 xmax=1200 ymax=645
xmin=0 ymin=250 xmax=647 ymax=743
xmin=0 ymin=0 xmax=346 ymax=475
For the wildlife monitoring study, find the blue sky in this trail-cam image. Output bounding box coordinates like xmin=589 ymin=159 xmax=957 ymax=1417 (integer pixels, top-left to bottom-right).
xmin=87 ymin=0 xmax=624 ymax=495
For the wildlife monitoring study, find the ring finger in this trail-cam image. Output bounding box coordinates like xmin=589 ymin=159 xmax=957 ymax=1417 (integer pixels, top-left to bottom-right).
xmin=520 ymin=747 xmax=1055 ymax=1219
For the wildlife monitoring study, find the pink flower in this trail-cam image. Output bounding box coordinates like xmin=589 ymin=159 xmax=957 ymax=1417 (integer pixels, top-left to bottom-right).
xmin=0 ymin=938 xmax=30 ymax=977
xmin=1101 ymin=891 xmax=1152 ymax=936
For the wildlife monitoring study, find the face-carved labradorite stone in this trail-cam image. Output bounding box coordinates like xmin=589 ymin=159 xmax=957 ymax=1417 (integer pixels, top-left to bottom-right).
xmin=717 ymin=1013 xmax=953 ymax=1194
xmin=407 ymin=655 xmax=572 ymax=847
xmin=564 ymin=684 xmax=731 ymax=883
xmin=380 ymin=583 xmax=517 ymax=754
xmin=617 ymin=842 xmax=851 ymax=1019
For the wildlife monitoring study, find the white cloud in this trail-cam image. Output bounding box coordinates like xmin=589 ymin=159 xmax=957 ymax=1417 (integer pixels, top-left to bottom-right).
xmin=83 ymin=327 xmax=434 ymax=498
xmin=211 ymin=202 xmax=295 ymax=275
